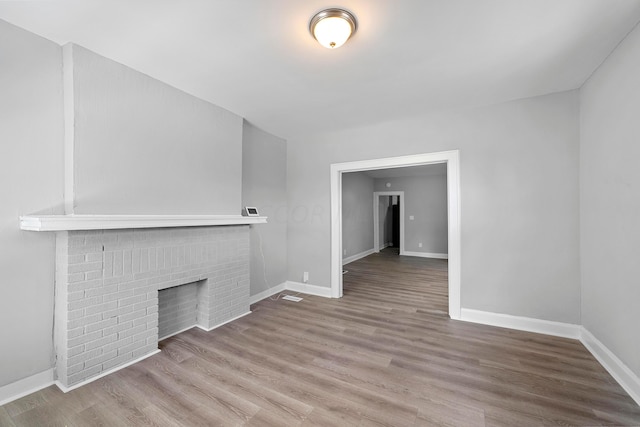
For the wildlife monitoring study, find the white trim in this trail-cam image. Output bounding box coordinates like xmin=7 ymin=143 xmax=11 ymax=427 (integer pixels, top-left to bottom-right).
xmin=343 ymin=248 xmax=375 ymax=265
xmin=379 ymin=242 xmax=392 ymax=250
xmin=285 ymin=281 xmax=333 ymax=298
xmin=330 ymin=150 xmax=462 ymax=318
xmin=55 ymin=349 xmax=160 ymax=393
xmin=158 ymin=324 xmax=199 ymax=341
xmin=249 ymin=282 xmax=287 ymax=305
xmin=0 ymin=369 xmax=54 ymax=406
xmin=196 ymin=311 xmax=252 ymax=332
xmin=459 ymin=308 xmax=581 ymax=339
xmin=19 ymin=214 xmax=267 ymax=231
xmin=402 ymin=251 xmax=448 ymax=259
xmin=373 ymin=191 xmax=405 ymax=255
xmin=580 ymin=327 xmax=640 ymax=406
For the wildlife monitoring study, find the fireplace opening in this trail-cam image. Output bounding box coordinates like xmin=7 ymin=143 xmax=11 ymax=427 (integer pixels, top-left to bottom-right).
xmin=158 ymin=280 xmax=205 ymax=340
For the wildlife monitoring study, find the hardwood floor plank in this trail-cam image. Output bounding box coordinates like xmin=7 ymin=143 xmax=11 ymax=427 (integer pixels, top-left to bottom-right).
xmin=2 ymin=247 xmax=639 ymax=425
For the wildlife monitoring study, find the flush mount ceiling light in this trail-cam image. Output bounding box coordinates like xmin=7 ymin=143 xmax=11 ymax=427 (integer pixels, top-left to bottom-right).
xmin=309 ymin=8 xmax=357 ymax=49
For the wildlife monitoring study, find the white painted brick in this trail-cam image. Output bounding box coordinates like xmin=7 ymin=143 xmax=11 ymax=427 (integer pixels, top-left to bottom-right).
xmin=68 ymin=279 xmax=103 ymax=293
xmin=84 ymin=333 xmax=117 ymax=351
xmin=68 ymin=364 xmax=103 ymax=385
xmin=118 ymin=324 xmax=146 ymax=341
xmin=68 ymin=347 xmax=102 ymax=367
xmin=113 ymin=251 xmax=124 ymax=276
xmin=86 ymin=271 xmax=102 ymax=280
xmin=68 ymin=330 xmax=102 ymax=348
xmin=68 ymin=345 xmax=85 ymax=358
xmin=68 ymin=327 xmax=84 ymax=339
xmin=103 ymin=304 xmax=133 ymax=320
xmin=103 ymin=321 xmax=133 ymax=337
xmin=85 ymin=349 xmax=118 ymax=369
xmin=67 ymin=363 xmax=85 ymax=376
xmin=68 ymin=291 xmax=85 ymax=302
xmin=103 ymin=252 xmax=114 ymax=278
xmin=124 ymin=249 xmax=132 ymax=274
xmin=68 ymin=273 xmax=86 ymax=283
xmin=132 ymin=343 xmax=157 ymax=359
xmin=85 ymin=284 xmax=118 ymax=298
xmin=68 ymin=296 xmax=102 ymax=311
xmin=102 ymin=353 xmax=134 ymax=371
xmin=67 ymin=310 xmax=88 ymax=325
xmin=102 ymin=335 xmax=133 ymax=354
xmin=118 ymin=294 xmax=146 ymax=308
xmin=118 ymin=308 xmax=146 ymax=324
xmin=117 ymin=339 xmax=146 ymax=356
xmin=86 ymin=253 xmax=103 ymax=262
xmin=105 ymin=274 xmax=134 ymax=286
xmin=68 ymin=254 xmax=86 ymax=265
xmin=68 ymin=261 xmax=102 ymax=274
xmin=85 ymin=317 xmax=118 ymax=333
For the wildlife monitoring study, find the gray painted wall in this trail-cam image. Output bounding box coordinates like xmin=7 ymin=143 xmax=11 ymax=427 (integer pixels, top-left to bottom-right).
xmin=287 ymin=90 xmax=581 ymax=323
xmin=580 ymin=22 xmax=640 ymax=378
xmin=342 ymin=172 xmax=374 ymax=260
xmin=0 ymin=20 xmax=64 ymax=387
xmin=242 ymin=121 xmax=288 ymax=296
xmin=374 ymin=174 xmax=448 ymax=255
xmin=70 ymin=44 xmax=243 ymax=215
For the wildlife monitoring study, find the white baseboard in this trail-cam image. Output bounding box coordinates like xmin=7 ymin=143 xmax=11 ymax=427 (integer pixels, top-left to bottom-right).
xmin=285 ymin=281 xmax=333 ymax=298
xmin=55 ymin=349 xmax=161 ymax=393
xmin=580 ymin=327 xmax=640 ymax=406
xmin=0 ymin=369 xmax=54 ymax=406
xmin=401 ymin=251 xmax=448 ymax=259
xmin=343 ymin=248 xmax=375 ymax=265
xmin=196 ymin=311 xmax=252 ymax=332
xmin=378 ymin=243 xmax=392 ymax=251
xmin=249 ymin=282 xmax=287 ymax=305
xmin=459 ymin=308 xmax=581 ymax=339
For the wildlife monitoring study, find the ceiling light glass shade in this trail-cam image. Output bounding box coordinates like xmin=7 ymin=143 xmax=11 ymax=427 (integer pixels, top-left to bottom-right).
xmin=310 ymin=8 xmax=357 ymax=49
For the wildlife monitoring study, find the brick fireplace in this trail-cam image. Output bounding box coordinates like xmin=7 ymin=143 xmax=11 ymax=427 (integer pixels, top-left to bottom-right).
xmin=19 ymin=214 xmax=264 ymax=391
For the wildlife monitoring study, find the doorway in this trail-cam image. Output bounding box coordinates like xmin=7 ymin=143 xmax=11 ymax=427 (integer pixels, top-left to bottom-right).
xmin=330 ymin=150 xmax=461 ymax=320
xmin=373 ymin=191 xmax=404 ymax=255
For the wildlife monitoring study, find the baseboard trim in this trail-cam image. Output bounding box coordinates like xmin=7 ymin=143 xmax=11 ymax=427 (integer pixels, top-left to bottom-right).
xmin=343 ymin=248 xmax=375 ymax=265
xmin=378 ymin=243 xmax=392 ymax=251
xmin=580 ymin=327 xmax=640 ymax=406
xmin=459 ymin=308 xmax=581 ymax=339
xmin=55 ymin=349 xmax=161 ymax=393
xmin=285 ymin=281 xmax=333 ymax=298
xmin=249 ymin=282 xmax=287 ymax=305
xmin=0 ymin=369 xmax=54 ymax=406
xmin=196 ymin=311 xmax=252 ymax=332
xmin=159 ymin=324 xmax=199 ymax=341
xmin=402 ymin=251 xmax=448 ymax=259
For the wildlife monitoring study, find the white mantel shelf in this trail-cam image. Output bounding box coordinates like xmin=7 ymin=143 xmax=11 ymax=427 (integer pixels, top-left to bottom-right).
xmin=19 ymin=214 xmax=267 ymax=232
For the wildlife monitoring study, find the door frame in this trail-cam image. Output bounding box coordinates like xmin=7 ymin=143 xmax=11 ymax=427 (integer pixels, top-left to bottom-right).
xmin=373 ymin=191 xmax=405 ymax=255
xmin=330 ymin=150 xmax=461 ymax=320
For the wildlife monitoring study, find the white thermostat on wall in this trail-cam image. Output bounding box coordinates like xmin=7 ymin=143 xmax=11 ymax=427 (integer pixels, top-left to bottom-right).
xmin=244 ymin=207 xmax=259 ymax=217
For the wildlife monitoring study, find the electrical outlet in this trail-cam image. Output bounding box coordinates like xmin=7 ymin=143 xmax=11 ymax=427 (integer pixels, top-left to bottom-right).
xmin=303 ymin=271 xmax=309 ymax=283
xmin=418 ymin=242 xmax=423 ymax=248
xmin=409 ymin=215 xmax=415 ymax=220
xmin=343 ymin=249 xmax=347 ymax=256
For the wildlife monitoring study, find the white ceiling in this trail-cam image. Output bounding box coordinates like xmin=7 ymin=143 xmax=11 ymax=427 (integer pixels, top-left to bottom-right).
xmin=1 ymin=0 xmax=640 ymax=140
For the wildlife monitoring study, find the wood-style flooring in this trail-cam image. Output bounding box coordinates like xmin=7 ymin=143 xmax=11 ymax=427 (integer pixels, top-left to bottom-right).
xmin=2 ymin=247 xmax=640 ymax=426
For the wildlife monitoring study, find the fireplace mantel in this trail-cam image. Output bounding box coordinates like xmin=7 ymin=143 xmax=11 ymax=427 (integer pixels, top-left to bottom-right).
xmin=20 ymin=214 xmax=267 ymax=231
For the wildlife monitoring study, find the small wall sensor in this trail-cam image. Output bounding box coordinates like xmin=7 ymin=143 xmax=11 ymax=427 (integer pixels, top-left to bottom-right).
xmin=386 ymin=182 xmax=391 ymax=188
xmin=244 ymin=207 xmax=259 ymax=216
